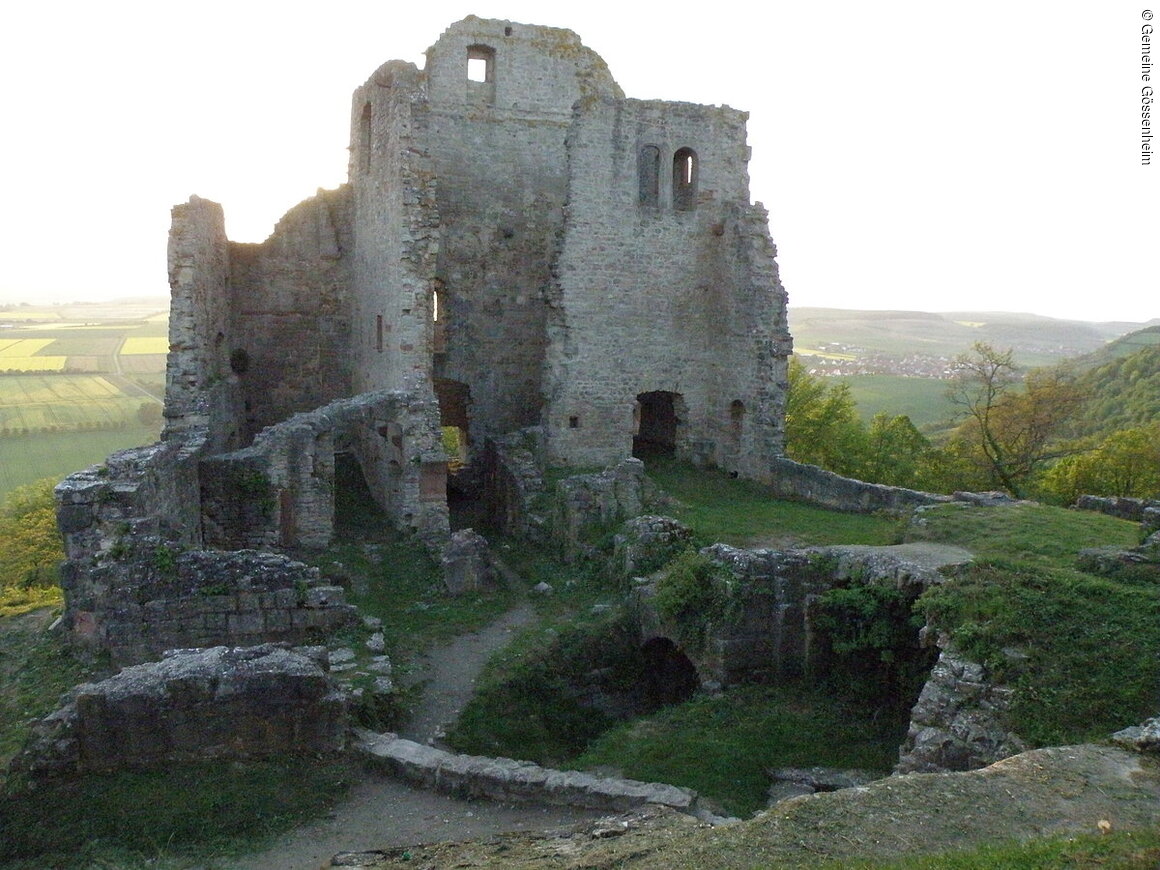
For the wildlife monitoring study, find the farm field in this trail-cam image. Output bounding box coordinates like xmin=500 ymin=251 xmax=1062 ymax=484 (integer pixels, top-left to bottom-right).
xmin=0 ymin=425 xmax=161 ymax=497
xmin=0 ymin=299 xmax=169 ymax=500
xmin=835 ymin=374 xmax=957 ymax=429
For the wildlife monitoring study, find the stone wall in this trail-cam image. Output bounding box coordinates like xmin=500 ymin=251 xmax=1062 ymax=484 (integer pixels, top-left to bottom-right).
xmin=483 ymin=428 xmax=549 ymax=540
xmin=357 ymin=730 xmax=697 ymax=813
xmin=164 ymin=197 xmax=245 ymax=452
xmin=227 ymin=188 xmax=354 ymax=441
xmin=544 ymin=95 xmax=791 ymax=472
xmin=60 ymin=541 xmax=355 ymax=666
xmin=1076 ymin=495 xmax=1160 ymax=531
xmin=632 ymin=539 xmax=970 ymax=690
xmin=895 ymin=642 xmax=1028 ymax=774
xmin=199 ymin=389 xmax=449 ymax=553
xmin=15 ymin=645 xmax=348 ymax=776
xmin=770 ymin=457 xmax=954 ymax=514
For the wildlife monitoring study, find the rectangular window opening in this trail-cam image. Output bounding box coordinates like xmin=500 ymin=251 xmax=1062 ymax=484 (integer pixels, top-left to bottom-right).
xmin=467 ymin=56 xmax=489 ymax=82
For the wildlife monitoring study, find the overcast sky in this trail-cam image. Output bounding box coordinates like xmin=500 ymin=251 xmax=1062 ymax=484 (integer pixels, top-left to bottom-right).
xmin=1 ymin=0 xmax=1155 ymax=322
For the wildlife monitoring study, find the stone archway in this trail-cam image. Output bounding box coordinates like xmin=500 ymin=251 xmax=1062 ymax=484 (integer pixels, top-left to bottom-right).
xmin=641 ymin=636 xmax=699 ymax=710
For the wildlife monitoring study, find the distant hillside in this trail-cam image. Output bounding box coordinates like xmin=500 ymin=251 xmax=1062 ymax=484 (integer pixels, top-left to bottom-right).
xmin=788 ymin=307 xmax=1156 ymax=369
xmin=1070 ymin=331 xmax=1160 ymax=437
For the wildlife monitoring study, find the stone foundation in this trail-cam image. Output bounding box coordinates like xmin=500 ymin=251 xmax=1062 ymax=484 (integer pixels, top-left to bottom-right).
xmin=14 ymin=645 xmax=348 ymax=776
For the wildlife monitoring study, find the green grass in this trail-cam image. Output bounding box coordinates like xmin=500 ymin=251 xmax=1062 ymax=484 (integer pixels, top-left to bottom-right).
xmin=644 ymin=457 xmax=902 ymax=547
xmin=0 ymin=610 xmax=100 ymax=772
xmin=903 ymin=502 xmax=1142 ymax=572
xmin=0 ymin=757 xmax=358 ymax=868
xmin=572 ymin=685 xmax=903 ymax=817
xmin=919 ymin=559 xmax=1160 ymax=746
xmin=836 ymin=827 xmax=1160 ymax=869
xmin=0 ymin=424 xmax=160 ymax=500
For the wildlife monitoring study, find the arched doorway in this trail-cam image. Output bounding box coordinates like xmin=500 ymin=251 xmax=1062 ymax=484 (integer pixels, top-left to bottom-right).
xmin=641 ymin=636 xmax=699 ymax=710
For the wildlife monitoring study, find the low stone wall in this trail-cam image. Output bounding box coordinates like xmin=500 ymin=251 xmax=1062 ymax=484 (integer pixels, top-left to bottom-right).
xmin=551 ymin=459 xmax=653 ymax=560
xmin=200 ymin=389 xmax=449 ymax=552
xmin=356 ymin=730 xmax=697 ymax=813
xmin=1076 ymin=495 xmax=1160 ymax=532
xmin=769 ymin=457 xmax=953 ymax=514
xmin=61 ymin=544 xmax=357 ymax=666
xmin=483 ymin=427 xmax=549 ymax=541
xmin=14 ymin=645 xmax=348 ymax=776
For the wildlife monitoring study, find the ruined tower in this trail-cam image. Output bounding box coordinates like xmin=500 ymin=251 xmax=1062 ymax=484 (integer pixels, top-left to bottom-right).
xmin=71 ymin=16 xmax=792 ymax=579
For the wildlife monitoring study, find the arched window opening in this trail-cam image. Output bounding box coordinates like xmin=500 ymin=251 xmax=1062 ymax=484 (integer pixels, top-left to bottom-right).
xmin=359 ymin=103 xmax=372 ymax=173
xmin=638 ymin=145 xmax=660 ymax=208
xmin=672 ymin=147 xmax=698 ymax=211
xmin=730 ymin=400 xmax=746 ymax=436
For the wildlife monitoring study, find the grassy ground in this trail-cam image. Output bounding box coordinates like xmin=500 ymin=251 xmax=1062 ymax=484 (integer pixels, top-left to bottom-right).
xmin=572 ymin=685 xmax=903 ymax=817
xmin=0 ymin=758 xmax=359 ymax=868
xmin=645 ymin=456 xmax=903 ymax=548
xmin=904 ymin=502 xmax=1158 ymax=745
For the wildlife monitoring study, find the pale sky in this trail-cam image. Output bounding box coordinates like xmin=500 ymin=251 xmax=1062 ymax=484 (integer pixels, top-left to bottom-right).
xmin=1 ymin=0 xmax=1156 ymax=322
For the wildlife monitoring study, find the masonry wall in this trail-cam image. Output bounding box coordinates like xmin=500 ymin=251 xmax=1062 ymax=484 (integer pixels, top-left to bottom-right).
xmin=165 ymin=197 xmax=244 ymax=451
xmin=414 ymin=18 xmax=624 ymax=449
xmin=227 ymin=188 xmax=354 ymax=440
xmin=544 ymin=97 xmax=792 ymax=474
xmin=349 ymin=61 xmax=440 ymax=398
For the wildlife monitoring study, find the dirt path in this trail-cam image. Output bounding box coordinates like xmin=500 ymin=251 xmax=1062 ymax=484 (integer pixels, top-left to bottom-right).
xmin=230 ymin=601 xmax=604 ymax=870
xmin=398 ymin=601 xmax=534 ymax=745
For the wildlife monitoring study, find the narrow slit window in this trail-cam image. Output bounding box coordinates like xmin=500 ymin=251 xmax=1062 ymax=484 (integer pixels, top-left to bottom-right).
xmin=673 ymin=147 xmax=698 ymax=211
xmin=375 ymin=315 xmax=383 ymax=353
xmin=359 ymin=103 xmax=372 ymax=173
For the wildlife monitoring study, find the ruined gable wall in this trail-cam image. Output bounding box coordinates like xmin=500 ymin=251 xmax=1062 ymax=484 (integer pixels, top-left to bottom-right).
xmin=165 ymin=197 xmax=245 ymax=451
xmin=421 ymin=19 xmax=622 ymax=447
xmin=227 ymin=188 xmax=354 ymax=441
xmin=545 ymin=98 xmax=791 ymax=473
xmin=349 ymin=61 xmax=439 ymax=397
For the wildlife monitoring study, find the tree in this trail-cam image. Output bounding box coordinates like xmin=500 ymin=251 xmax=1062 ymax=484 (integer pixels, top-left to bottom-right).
xmin=784 ymin=357 xmax=866 ymax=475
xmin=0 ymin=478 xmax=64 ymax=590
xmin=859 ymin=413 xmax=932 ymax=489
xmin=946 ymin=343 xmax=1084 ymax=497
xmin=1040 ymin=424 xmax=1160 ymax=504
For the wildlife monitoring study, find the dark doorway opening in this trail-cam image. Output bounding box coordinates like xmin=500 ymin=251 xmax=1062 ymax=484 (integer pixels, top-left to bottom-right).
xmin=634 ymin=390 xmax=680 ymax=458
xmin=641 ymin=637 xmax=699 ymax=710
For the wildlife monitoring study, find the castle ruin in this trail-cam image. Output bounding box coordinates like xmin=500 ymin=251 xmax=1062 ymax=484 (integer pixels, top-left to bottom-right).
xmin=55 ymin=16 xmax=791 ymax=662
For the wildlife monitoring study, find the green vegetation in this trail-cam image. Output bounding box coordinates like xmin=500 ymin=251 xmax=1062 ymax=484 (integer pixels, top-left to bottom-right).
xmin=919 ymin=559 xmax=1159 ymax=746
xmin=446 ymin=608 xmax=641 ymax=764
xmin=905 ymin=502 xmax=1157 ymax=745
xmin=837 ymin=828 xmax=1160 ymax=869
xmin=0 ymin=479 xmax=64 ymax=616
xmin=0 ymin=610 xmax=96 ymax=769
xmin=572 ymin=685 xmax=902 ymax=817
xmin=903 ymin=501 xmax=1140 ymax=571
xmin=0 ymin=758 xmax=357 ymax=868
xmin=645 ymin=454 xmax=901 ymax=547
xmin=651 ymin=549 xmax=729 ymax=649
